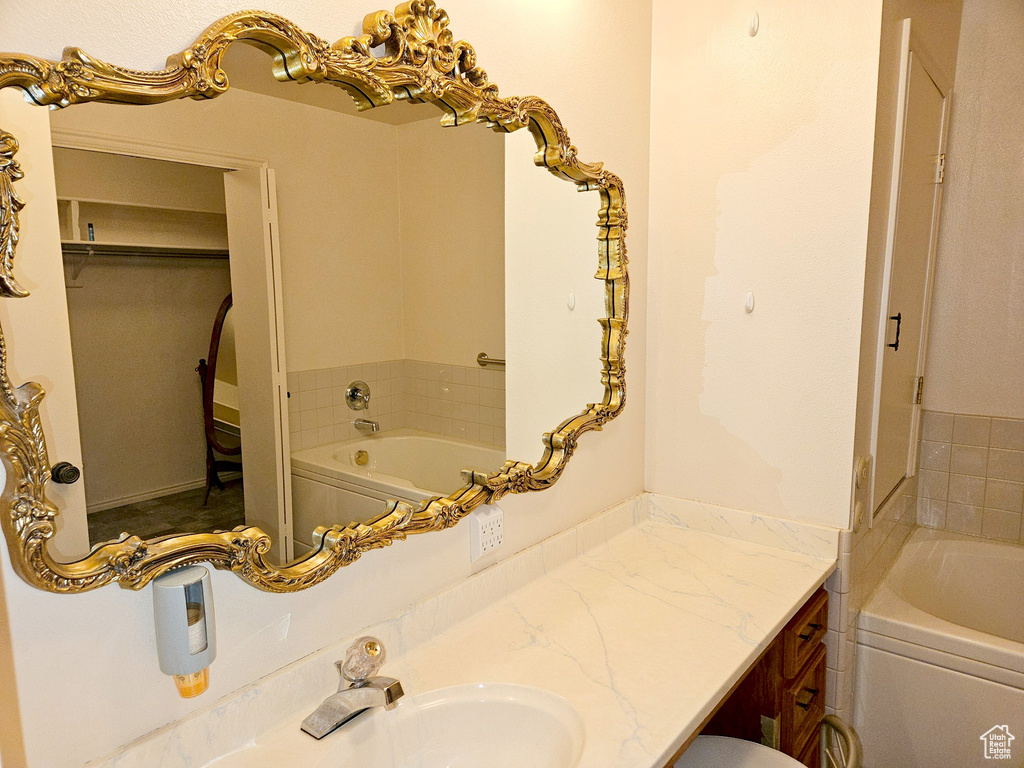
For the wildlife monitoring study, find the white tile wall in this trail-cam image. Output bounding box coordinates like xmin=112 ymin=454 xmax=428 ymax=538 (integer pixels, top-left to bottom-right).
xmin=914 ymin=410 xmax=1024 ymax=543
xmin=832 ymin=409 xmax=1024 ymax=723
xmin=286 ymin=359 xmax=505 ymax=452
xmin=286 ymin=360 xmax=404 ymax=451
xmin=826 ymin=475 xmax=916 ymax=721
xmin=400 ymin=359 xmax=506 ymax=446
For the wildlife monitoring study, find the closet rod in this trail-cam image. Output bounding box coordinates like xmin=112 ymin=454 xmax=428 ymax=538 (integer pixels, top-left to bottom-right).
xmin=61 ymin=242 xmax=229 ymax=260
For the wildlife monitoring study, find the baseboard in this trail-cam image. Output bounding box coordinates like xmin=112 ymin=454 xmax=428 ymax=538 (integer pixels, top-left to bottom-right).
xmin=87 ymin=474 xmax=240 ymax=514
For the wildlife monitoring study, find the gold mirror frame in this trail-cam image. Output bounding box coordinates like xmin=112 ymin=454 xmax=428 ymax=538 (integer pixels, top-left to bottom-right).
xmin=0 ymin=1 xmax=628 ymax=593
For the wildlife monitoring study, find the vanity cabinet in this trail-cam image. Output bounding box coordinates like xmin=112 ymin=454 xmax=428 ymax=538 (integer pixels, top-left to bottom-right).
xmin=694 ymin=588 xmax=829 ymax=767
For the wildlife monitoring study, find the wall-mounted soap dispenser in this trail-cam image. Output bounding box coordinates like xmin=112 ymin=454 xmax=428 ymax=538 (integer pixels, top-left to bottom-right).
xmin=152 ymin=565 xmax=216 ymax=698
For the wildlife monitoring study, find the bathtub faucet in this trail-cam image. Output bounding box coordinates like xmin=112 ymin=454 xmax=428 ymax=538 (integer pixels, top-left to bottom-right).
xmin=353 ymin=418 xmax=379 ymax=433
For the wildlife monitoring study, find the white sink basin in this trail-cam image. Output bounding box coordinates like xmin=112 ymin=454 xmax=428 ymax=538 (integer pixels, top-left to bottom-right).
xmin=332 ymin=683 xmax=585 ymax=768
xmin=206 ymin=683 xmax=584 ymax=768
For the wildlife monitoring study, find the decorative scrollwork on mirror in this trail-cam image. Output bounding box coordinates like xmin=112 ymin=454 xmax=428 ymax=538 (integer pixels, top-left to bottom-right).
xmin=0 ymin=0 xmax=628 ymax=593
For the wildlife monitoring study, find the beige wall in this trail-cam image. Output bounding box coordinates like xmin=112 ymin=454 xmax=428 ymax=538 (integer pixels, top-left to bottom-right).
xmin=52 ymin=147 xmax=227 ymax=214
xmin=397 ymin=117 xmax=505 ymax=368
xmin=0 ymin=1 xmax=650 ymax=766
xmin=66 ymin=255 xmax=232 ymax=510
xmin=50 ymin=88 xmax=408 ymax=374
xmin=56 ymin=98 xmax=505 ymax=377
xmin=646 ymin=0 xmax=884 ymax=528
xmin=920 ymin=0 xmax=1024 ymax=418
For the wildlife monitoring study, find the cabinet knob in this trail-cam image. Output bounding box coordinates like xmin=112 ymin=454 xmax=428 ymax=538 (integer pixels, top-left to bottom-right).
xmin=51 ymin=461 xmax=81 ymax=484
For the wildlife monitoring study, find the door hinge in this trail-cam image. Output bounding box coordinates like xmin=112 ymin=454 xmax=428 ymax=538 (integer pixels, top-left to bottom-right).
xmin=936 ymin=153 xmax=946 ymax=184
xmin=915 ymin=376 xmax=924 ymax=405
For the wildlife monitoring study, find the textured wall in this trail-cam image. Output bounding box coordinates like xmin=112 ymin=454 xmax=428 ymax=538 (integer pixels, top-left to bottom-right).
xmin=397 ymin=118 xmax=505 ymax=368
xmin=646 ymin=0 xmax=884 ymax=526
xmin=921 ymin=0 xmax=1024 ymax=418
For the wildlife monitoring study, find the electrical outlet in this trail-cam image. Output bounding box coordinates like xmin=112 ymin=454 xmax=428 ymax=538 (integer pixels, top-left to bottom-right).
xmin=470 ymin=504 xmax=503 ymax=562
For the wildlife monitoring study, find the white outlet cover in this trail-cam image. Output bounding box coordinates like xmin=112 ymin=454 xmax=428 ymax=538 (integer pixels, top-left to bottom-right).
xmin=470 ymin=504 xmax=504 ymax=562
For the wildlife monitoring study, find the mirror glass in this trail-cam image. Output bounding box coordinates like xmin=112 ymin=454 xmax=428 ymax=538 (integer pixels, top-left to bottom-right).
xmin=45 ymin=44 xmax=604 ymax=565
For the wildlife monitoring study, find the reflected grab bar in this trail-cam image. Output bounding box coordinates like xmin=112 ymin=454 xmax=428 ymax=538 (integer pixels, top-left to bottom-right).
xmin=476 ymin=352 xmax=505 ymax=368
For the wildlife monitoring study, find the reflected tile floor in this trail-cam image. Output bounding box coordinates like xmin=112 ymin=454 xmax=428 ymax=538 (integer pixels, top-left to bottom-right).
xmin=88 ymin=482 xmax=245 ymax=546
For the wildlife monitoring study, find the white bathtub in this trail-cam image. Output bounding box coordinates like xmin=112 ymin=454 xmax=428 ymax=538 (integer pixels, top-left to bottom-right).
xmin=855 ymin=528 xmax=1024 ymax=767
xmin=289 ymin=429 xmax=505 ymax=548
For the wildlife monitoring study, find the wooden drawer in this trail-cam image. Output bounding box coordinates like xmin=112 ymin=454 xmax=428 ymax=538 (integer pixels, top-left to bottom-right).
xmin=694 ymin=588 xmax=830 ymax=768
xmin=796 ymin=724 xmax=821 ymax=768
xmin=783 ymin=588 xmax=828 ymax=680
xmin=782 ymin=641 xmax=827 ymax=753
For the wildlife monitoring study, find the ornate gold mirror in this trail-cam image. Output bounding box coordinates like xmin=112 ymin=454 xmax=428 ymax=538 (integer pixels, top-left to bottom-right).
xmin=0 ymin=1 xmax=627 ymax=593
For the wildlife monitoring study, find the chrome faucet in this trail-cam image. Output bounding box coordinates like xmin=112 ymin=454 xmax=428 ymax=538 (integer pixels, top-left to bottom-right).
xmin=353 ymin=418 xmax=380 ymax=433
xmin=301 ymin=637 xmax=403 ymax=739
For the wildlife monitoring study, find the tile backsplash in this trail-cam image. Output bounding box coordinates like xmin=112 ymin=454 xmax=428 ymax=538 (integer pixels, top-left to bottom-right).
xmin=916 ymin=410 xmax=1024 ymax=542
xmin=286 ymin=359 xmax=505 ymax=452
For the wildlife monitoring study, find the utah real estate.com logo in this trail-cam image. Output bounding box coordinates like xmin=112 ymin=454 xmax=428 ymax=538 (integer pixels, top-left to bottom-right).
xmin=980 ymin=725 xmax=1015 ymax=760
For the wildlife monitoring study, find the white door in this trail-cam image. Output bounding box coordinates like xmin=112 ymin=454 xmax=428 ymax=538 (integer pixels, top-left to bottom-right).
xmin=223 ymin=167 xmax=293 ymax=562
xmin=872 ymin=26 xmax=950 ymax=513
xmin=0 ymin=90 xmax=90 ymax=559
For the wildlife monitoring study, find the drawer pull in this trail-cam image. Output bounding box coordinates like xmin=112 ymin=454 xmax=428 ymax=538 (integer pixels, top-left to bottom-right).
xmin=795 ymin=687 xmax=819 ymax=710
xmin=797 ymin=622 xmax=821 ymax=641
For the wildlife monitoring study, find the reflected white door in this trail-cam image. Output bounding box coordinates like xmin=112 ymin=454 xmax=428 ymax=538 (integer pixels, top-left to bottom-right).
xmin=872 ymin=37 xmax=949 ymax=513
xmin=0 ymin=90 xmax=90 ymax=559
xmin=224 ymin=167 xmax=293 ymax=561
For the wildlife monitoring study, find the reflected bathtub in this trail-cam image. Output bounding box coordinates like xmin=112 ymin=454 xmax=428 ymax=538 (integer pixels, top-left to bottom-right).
xmin=290 ymin=429 xmax=505 ymax=548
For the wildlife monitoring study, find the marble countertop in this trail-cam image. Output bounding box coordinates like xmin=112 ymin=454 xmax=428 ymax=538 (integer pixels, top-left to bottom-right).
xmin=206 ymin=512 xmax=835 ymax=768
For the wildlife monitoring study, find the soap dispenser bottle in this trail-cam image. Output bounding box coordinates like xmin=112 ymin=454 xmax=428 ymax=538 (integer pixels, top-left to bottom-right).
xmin=152 ymin=565 xmax=216 ymax=698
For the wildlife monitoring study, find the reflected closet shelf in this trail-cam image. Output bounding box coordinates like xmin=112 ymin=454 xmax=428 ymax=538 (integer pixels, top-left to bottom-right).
xmin=60 ymin=241 xmax=230 ymax=259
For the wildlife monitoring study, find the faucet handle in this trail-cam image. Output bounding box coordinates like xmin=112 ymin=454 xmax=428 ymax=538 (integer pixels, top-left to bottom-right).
xmin=337 ymin=636 xmax=386 ymax=684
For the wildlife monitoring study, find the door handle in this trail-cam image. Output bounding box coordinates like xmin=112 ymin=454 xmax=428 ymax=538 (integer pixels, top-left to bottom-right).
xmin=887 ymin=312 xmax=902 ymax=351
xmin=795 ymin=687 xmax=820 ymax=710
xmin=798 ymin=622 xmax=822 ymax=641
xmin=51 ymin=461 xmax=81 ymax=484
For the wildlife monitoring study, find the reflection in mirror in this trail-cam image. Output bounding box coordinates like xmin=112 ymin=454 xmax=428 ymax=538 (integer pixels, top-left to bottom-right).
xmin=504 ymin=127 xmax=607 ymax=461
xmin=198 ymin=295 xmax=243 ymax=506
xmin=53 ymin=149 xmax=245 ymax=547
xmin=47 ymin=43 xmax=527 ymax=564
